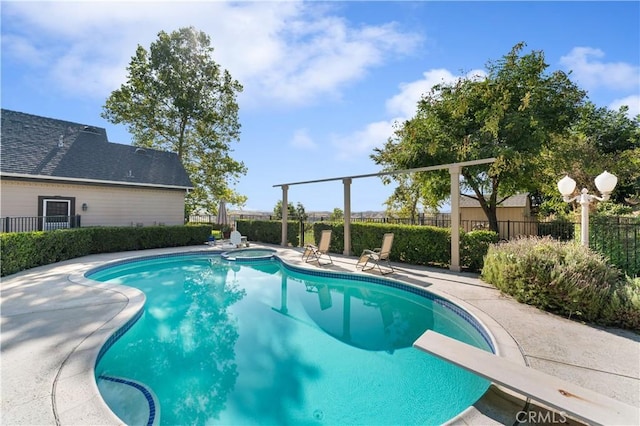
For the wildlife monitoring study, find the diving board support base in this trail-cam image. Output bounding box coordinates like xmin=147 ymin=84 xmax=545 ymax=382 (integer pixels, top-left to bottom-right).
xmin=413 ymin=330 xmax=638 ymax=426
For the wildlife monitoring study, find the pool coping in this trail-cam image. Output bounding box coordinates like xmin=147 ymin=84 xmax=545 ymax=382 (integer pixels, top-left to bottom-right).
xmin=2 ymin=244 xmax=638 ymax=425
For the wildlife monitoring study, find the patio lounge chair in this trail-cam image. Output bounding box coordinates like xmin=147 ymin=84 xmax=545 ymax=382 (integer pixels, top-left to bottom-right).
xmin=302 ymin=229 xmax=333 ymax=266
xmin=356 ymin=233 xmax=394 ymax=274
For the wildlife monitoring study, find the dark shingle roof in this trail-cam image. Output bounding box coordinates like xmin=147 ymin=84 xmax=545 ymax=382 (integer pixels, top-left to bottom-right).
xmin=1 ymin=109 xmax=192 ymax=188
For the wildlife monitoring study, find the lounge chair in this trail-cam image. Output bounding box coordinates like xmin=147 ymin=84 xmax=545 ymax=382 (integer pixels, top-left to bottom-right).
xmin=302 ymin=229 xmax=333 ymax=265
xmin=356 ymin=233 xmax=394 ymax=274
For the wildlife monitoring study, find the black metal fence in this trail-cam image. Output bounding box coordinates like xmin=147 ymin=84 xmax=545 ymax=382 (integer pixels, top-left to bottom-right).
xmin=590 ymin=217 xmax=639 ymax=276
xmin=1 ymin=215 xmax=82 ymax=233
xmin=189 ymin=213 xmax=274 ymax=223
xmin=349 ymin=216 xmax=575 ymax=241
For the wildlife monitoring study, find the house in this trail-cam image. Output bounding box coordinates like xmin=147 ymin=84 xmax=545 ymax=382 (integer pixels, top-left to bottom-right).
xmin=459 ymin=193 xmax=533 ymax=222
xmin=0 ymin=109 xmax=193 ymax=231
xmin=459 ymin=193 xmax=538 ymax=239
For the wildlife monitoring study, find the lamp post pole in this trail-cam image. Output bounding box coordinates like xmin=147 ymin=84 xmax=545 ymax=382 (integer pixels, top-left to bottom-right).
xmin=557 ymin=172 xmax=617 ymax=247
xmin=578 ymin=188 xmax=594 ymax=247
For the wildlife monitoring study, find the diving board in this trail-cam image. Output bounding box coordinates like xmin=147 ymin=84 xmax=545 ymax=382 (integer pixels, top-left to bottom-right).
xmin=413 ymin=330 xmax=639 ymax=426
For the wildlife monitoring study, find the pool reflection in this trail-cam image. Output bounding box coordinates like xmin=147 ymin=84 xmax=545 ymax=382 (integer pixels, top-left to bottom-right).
xmin=275 ymin=273 xmax=434 ymax=353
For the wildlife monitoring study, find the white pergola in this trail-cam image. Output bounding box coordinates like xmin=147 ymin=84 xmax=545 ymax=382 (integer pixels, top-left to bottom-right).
xmin=273 ymin=158 xmax=496 ymax=272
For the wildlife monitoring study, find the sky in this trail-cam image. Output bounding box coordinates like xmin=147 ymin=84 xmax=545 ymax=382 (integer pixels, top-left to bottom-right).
xmin=2 ymin=1 xmax=639 ymax=214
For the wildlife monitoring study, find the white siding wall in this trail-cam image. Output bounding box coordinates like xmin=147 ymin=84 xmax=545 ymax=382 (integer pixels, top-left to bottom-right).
xmin=1 ymin=179 xmax=186 ymax=226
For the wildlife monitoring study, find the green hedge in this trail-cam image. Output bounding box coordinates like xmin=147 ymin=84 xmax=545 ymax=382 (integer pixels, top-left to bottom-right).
xmin=461 ymin=230 xmax=501 ymax=271
xmin=310 ymin=222 xmax=498 ymax=271
xmin=481 ymin=236 xmax=639 ymax=331
xmin=235 ymin=219 xmax=299 ymax=246
xmin=0 ymin=225 xmax=212 ymax=277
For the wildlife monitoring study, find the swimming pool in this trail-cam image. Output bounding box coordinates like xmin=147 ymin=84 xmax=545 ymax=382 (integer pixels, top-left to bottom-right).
xmin=88 ymin=252 xmax=492 ymax=425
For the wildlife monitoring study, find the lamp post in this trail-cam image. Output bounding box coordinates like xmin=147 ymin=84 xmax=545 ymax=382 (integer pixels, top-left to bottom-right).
xmin=557 ymin=171 xmax=617 ymax=247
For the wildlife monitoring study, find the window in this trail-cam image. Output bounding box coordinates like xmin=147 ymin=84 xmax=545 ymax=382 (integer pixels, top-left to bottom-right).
xmin=37 ymin=196 xmax=76 ymax=231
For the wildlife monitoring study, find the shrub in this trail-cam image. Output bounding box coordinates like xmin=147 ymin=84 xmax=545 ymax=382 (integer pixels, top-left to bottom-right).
xmin=482 ymin=236 xmax=639 ymax=332
xmin=236 ymin=219 xmax=299 ymax=246
xmin=461 ymin=230 xmax=500 ymax=271
xmin=600 ymin=276 xmax=640 ymax=331
xmin=324 ymin=222 xmax=452 ymax=266
xmin=0 ymin=225 xmax=212 ymax=277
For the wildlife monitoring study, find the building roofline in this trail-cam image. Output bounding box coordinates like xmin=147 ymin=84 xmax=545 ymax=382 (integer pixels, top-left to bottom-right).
xmin=1 ymin=172 xmax=193 ymax=191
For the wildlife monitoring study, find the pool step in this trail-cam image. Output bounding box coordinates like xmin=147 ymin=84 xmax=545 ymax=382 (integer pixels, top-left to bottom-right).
xmin=413 ymin=330 xmax=638 ymax=426
xmin=97 ymin=375 xmax=159 ymax=426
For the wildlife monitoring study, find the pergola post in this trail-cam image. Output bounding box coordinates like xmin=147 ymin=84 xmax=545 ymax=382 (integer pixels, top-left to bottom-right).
xmin=281 ymin=184 xmax=288 ymax=246
xmin=273 ymin=157 xmax=495 ymax=271
xmin=449 ymin=166 xmax=461 ymax=272
xmin=343 ymin=178 xmax=352 ymax=255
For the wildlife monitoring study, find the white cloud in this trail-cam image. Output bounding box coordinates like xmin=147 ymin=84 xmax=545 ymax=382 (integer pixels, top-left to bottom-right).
xmin=331 ymin=119 xmax=397 ymax=161
xmin=331 ymin=68 xmax=486 ymax=161
xmin=560 ymin=47 xmax=640 ymax=91
xmin=250 ymin=17 xmax=421 ymax=106
xmin=385 ymin=68 xmax=485 ymax=118
xmin=290 ymin=128 xmax=317 ymax=150
xmin=609 ymin=95 xmax=640 ymax=118
xmin=0 ymin=34 xmax=48 ymax=67
xmin=1 ymin=1 xmax=421 ymax=106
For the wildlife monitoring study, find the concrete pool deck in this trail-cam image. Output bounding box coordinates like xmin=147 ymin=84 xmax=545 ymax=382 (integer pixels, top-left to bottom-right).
xmin=1 ymin=244 xmax=638 ymax=425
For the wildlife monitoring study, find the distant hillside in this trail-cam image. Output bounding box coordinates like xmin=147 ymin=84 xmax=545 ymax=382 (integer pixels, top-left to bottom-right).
xmin=229 ymin=210 xmax=388 ymax=219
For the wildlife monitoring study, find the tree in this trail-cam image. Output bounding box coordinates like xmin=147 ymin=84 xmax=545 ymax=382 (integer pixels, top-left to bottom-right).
xmin=372 ymin=42 xmax=586 ymax=231
xmin=102 ymin=26 xmax=247 ymax=214
xmin=381 ymin=173 xmax=424 ymax=222
xmin=535 ymin=103 xmax=640 ymax=214
xmin=329 ymin=208 xmax=344 ymax=221
xmin=273 ymin=200 xmax=307 ymax=221
xmin=571 ymin=103 xmax=640 ymax=203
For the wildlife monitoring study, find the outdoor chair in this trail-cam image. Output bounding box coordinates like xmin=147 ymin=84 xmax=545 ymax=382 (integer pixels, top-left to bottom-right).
xmin=230 ymin=230 xmax=249 ymax=248
xmin=356 ymin=233 xmax=395 ymax=275
xmin=302 ymin=229 xmax=333 ymax=266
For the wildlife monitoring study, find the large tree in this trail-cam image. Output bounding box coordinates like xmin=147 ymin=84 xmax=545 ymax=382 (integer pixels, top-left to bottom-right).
xmin=102 ymin=26 xmax=247 ymax=214
xmin=372 ymin=43 xmax=586 ymax=231
xmin=535 ymin=103 xmax=640 ymax=213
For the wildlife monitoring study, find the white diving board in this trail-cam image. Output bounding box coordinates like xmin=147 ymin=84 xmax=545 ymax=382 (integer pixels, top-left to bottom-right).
xmin=413 ymin=330 xmax=639 ymax=426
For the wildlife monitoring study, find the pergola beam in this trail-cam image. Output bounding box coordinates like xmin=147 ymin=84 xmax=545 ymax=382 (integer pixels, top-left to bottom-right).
xmin=273 ymin=158 xmax=496 ymax=271
xmin=273 ymin=158 xmax=497 ymax=188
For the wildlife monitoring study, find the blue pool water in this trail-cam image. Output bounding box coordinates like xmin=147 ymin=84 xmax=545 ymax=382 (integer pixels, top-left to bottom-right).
xmin=89 ymin=254 xmax=491 ymax=425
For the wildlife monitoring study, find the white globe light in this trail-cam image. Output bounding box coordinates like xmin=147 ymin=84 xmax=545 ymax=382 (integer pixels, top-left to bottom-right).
xmin=594 ymin=171 xmax=617 ymax=195
xmin=557 ymin=175 xmax=576 ymax=197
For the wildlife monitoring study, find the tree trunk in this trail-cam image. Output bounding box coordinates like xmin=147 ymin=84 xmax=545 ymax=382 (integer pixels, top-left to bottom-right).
xmin=462 ymin=171 xmax=501 ymax=234
xmin=487 ymin=208 xmax=499 ymax=234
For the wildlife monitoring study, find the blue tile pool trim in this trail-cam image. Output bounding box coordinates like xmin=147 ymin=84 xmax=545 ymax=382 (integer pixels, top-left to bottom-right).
xmin=99 ymin=375 xmax=156 ymax=426
xmin=87 ymin=250 xmax=495 ymax=354
xmin=95 ymin=307 xmax=144 ymax=365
